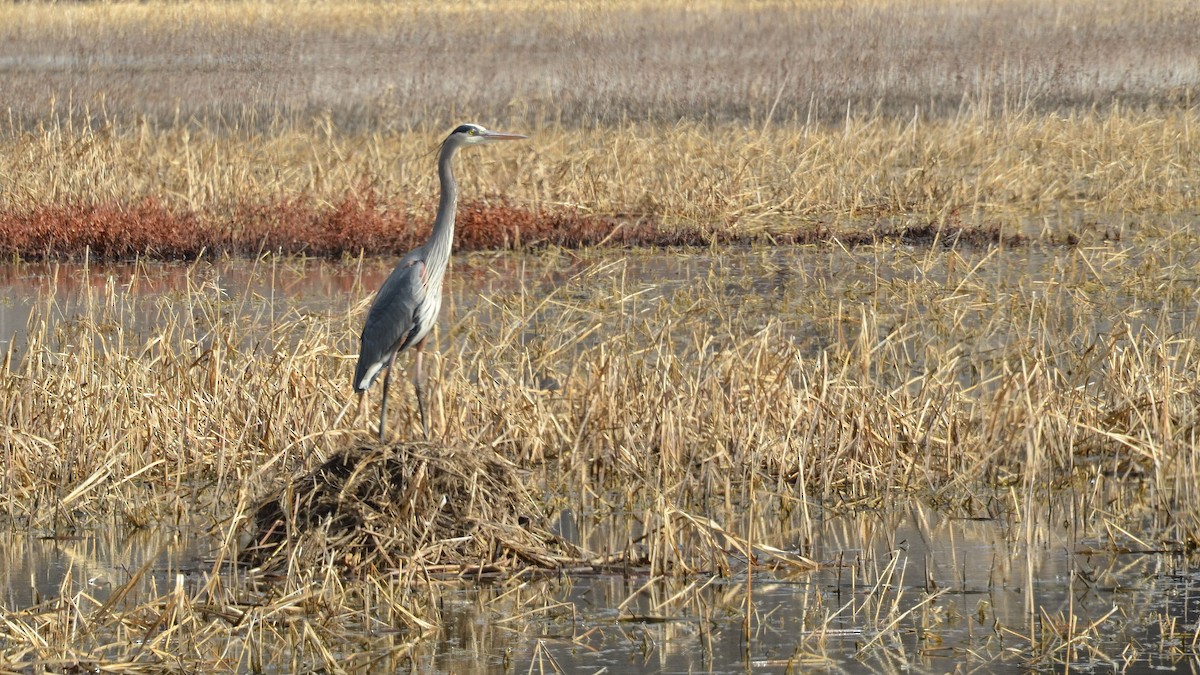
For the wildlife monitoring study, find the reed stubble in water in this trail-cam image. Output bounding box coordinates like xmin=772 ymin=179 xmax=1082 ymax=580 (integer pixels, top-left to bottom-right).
xmin=1 ymin=242 xmax=1199 ymax=669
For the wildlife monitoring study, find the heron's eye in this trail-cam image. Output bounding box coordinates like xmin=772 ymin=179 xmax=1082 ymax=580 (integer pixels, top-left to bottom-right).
xmin=468 ymin=129 xmax=477 ymax=135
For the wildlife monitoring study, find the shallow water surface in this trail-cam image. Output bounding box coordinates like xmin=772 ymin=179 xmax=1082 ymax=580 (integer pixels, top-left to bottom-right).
xmin=1 ymin=500 xmax=1195 ymax=673
xmin=4 ymin=243 xmax=1194 ymax=353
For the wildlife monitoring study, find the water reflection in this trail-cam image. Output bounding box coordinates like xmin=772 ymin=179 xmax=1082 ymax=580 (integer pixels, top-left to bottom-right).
xmin=491 ymin=499 xmax=1198 ymax=673
xmin=4 ymin=244 xmax=1196 ymax=361
xmin=1 ymin=498 xmax=1192 ymax=672
xmin=0 ymin=525 xmax=209 ymax=610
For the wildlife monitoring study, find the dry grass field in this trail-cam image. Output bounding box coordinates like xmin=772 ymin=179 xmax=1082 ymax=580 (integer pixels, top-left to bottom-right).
xmin=1 ymin=111 xmax=1198 ymax=260
xmin=2 ymin=0 xmax=1197 ymax=127
xmin=0 ymin=0 xmax=1197 ymax=258
xmin=1 ymin=0 xmax=1200 ymax=671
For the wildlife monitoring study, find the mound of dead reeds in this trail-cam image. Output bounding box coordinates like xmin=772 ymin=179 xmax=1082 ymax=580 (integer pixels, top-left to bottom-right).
xmin=244 ymin=441 xmax=584 ymax=574
xmin=242 ymin=439 xmax=812 ymax=576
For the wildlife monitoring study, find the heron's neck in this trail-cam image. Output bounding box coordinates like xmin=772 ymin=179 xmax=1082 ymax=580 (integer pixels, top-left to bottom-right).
xmin=426 ymin=142 xmax=459 ymax=271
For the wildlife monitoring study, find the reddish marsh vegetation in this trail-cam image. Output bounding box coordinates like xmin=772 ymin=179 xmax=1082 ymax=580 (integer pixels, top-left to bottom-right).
xmin=0 ymin=195 xmax=1025 ymax=261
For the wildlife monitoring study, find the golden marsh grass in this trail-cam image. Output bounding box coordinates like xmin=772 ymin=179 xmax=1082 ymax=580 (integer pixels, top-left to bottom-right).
xmin=1 ymin=110 xmax=1197 ymax=259
xmin=2 ymin=0 xmax=1200 ymax=669
xmin=1 ymin=0 xmax=1198 ymax=258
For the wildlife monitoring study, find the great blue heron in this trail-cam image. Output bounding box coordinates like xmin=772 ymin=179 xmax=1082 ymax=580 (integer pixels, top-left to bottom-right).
xmin=354 ymin=123 xmax=526 ymax=440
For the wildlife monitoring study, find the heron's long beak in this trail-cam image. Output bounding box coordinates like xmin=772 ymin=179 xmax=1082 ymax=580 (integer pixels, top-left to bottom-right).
xmin=483 ymin=130 xmax=528 ymax=141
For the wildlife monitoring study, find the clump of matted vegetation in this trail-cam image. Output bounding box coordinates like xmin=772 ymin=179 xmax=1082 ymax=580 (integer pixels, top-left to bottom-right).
xmin=242 ymin=439 xmax=813 ymax=577
xmin=244 ymin=441 xmax=585 ymax=574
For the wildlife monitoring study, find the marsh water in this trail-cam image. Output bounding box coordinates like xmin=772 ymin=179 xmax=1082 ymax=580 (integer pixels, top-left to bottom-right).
xmin=2 ymin=247 xmax=1200 ymax=672
xmin=4 ymin=240 xmax=1198 ymax=354
xmin=1 ymin=499 xmax=1196 ymax=673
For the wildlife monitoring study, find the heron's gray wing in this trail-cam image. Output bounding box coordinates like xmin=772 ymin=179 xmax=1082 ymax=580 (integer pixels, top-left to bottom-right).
xmin=353 ymin=259 xmax=426 ymax=390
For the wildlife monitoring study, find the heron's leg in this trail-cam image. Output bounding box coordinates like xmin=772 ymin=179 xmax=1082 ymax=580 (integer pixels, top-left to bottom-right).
xmin=413 ymin=338 xmax=429 ymax=440
xmin=354 ymin=390 xmax=367 ymax=423
xmin=331 ymin=394 xmax=358 ymax=431
xmin=378 ymin=353 xmax=398 ymax=442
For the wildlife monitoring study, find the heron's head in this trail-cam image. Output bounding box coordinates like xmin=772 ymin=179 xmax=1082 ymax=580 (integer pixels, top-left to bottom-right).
xmin=443 ymin=123 xmax=527 ymax=150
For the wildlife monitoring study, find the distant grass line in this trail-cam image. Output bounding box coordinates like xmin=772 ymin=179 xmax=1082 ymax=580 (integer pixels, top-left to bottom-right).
xmin=1 ymin=0 xmax=1197 ymax=259
xmin=1 ymin=109 xmax=1195 ymax=259
xmin=1 ymin=0 xmax=1196 ymax=128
